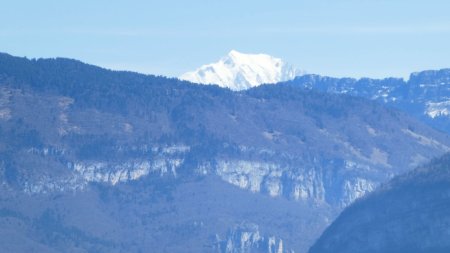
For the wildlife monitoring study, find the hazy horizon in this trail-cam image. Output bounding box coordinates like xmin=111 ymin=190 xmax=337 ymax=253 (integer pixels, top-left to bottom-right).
xmin=2 ymin=0 xmax=450 ymax=79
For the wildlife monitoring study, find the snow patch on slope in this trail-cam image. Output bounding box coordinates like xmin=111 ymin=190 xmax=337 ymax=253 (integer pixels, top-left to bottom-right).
xmin=0 ymin=88 xmax=12 ymax=120
xmin=426 ymin=99 xmax=450 ymax=118
xmin=402 ymin=129 xmax=450 ymax=151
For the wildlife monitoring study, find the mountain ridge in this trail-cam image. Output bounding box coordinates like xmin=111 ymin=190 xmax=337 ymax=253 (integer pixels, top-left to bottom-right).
xmin=282 ymin=70 xmax=450 ymax=134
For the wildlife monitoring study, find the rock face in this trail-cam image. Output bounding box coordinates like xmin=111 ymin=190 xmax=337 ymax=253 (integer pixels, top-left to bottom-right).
xmin=309 ymin=153 xmax=450 ymax=253
xmin=213 ymin=223 xmax=288 ymax=253
xmin=0 ymin=52 xmax=449 ymax=252
xmin=180 ymin=50 xmax=303 ymax=91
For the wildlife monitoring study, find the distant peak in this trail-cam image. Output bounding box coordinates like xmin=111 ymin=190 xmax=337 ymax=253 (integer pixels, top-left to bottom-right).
xmin=227 ymin=50 xmax=276 ymax=61
xmin=228 ymin=49 xmax=241 ymax=56
xmin=180 ymin=51 xmax=304 ymax=91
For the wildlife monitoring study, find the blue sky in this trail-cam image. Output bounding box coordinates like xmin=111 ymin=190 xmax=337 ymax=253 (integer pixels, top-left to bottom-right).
xmin=1 ymin=0 xmax=450 ymax=79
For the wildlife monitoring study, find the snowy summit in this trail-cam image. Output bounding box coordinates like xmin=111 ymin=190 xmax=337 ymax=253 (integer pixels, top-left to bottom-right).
xmin=180 ymin=50 xmax=304 ymax=91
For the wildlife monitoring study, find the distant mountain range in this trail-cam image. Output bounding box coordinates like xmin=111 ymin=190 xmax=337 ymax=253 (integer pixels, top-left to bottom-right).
xmin=283 ymin=72 xmax=450 ymax=134
xmin=181 ymin=51 xmax=450 ymax=134
xmin=309 ymin=153 xmax=450 ymax=253
xmin=0 ymin=52 xmax=449 ymax=253
xmin=180 ymin=50 xmax=303 ymax=91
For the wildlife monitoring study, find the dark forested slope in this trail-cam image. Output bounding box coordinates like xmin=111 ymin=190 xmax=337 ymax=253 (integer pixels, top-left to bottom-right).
xmin=309 ymin=154 xmax=450 ymax=253
xmin=0 ymin=53 xmax=449 ymax=252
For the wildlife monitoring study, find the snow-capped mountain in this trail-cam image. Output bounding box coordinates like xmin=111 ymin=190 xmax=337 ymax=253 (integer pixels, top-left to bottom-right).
xmin=180 ymin=50 xmax=304 ymax=91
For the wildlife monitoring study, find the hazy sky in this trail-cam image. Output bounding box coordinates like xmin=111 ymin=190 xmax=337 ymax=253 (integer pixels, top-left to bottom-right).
xmin=2 ymin=0 xmax=450 ymax=79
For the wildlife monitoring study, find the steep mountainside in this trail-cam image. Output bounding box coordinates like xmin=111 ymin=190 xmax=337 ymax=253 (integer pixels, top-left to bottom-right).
xmin=283 ymin=71 xmax=450 ymax=134
xmin=180 ymin=50 xmax=303 ymax=91
xmin=309 ymin=153 xmax=450 ymax=253
xmin=0 ymin=52 xmax=449 ymax=252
